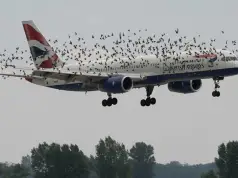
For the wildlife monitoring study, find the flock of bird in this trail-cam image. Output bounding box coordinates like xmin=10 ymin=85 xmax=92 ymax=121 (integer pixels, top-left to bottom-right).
xmin=0 ymin=28 xmax=237 ymax=79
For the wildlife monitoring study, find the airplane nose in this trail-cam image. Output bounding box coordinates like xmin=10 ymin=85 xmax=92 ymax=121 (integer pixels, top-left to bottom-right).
xmin=232 ymin=57 xmax=238 ymax=73
xmin=234 ymin=55 xmax=238 ymax=67
xmin=235 ymin=61 xmax=238 ymax=68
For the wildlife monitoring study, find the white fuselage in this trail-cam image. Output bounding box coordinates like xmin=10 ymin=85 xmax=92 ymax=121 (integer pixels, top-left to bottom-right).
xmin=29 ymin=49 xmax=238 ymax=91
xmin=66 ymin=49 xmax=237 ymax=75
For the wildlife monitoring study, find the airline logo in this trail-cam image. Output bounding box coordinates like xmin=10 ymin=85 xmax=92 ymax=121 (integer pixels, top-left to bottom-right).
xmin=22 ymin=21 xmax=62 ymax=69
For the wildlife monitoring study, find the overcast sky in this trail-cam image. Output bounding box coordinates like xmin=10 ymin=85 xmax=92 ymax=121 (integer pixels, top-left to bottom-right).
xmin=0 ymin=0 xmax=238 ymax=165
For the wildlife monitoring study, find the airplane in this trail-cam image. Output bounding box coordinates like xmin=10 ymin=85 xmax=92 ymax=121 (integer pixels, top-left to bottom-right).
xmin=1 ymin=20 xmax=238 ymax=107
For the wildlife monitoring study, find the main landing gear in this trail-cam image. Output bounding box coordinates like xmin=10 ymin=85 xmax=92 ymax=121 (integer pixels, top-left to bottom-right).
xmin=140 ymin=85 xmax=156 ymax=107
xmin=102 ymin=93 xmax=118 ymax=107
xmin=212 ymin=77 xmax=224 ymax=97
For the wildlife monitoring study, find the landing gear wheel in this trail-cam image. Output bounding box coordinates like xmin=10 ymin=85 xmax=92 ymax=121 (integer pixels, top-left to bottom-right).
xmin=145 ymin=98 xmax=151 ymax=106
xmin=150 ymin=97 xmax=156 ymax=105
xmin=107 ymin=98 xmax=113 ymax=106
xmin=102 ymin=99 xmax=107 ymax=107
xmin=140 ymin=99 xmax=146 ymax=107
xmin=112 ymin=98 xmax=117 ymax=105
xmin=107 ymin=98 xmax=112 ymax=106
xmin=212 ymin=91 xmax=220 ymax=97
xmin=212 ymin=91 xmax=216 ymax=97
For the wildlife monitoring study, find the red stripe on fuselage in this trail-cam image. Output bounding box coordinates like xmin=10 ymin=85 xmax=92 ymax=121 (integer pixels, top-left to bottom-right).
xmin=23 ymin=24 xmax=49 ymax=47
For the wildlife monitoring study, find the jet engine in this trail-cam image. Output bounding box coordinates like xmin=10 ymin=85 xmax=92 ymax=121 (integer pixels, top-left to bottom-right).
xmin=168 ymin=79 xmax=202 ymax=94
xmin=98 ymin=76 xmax=133 ymax=93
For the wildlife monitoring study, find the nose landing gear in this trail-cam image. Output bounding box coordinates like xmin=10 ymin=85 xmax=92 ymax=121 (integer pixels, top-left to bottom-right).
xmin=212 ymin=77 xmax=223 ymax=97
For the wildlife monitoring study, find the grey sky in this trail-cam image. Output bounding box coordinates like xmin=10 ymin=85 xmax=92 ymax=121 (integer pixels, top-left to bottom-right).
xmin=0 ymin=0 xmax=238 ymax=165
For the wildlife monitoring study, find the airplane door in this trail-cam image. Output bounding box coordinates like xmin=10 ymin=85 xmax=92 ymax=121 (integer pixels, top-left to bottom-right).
xmin=207 ymin=54 xmax=219 ymax=71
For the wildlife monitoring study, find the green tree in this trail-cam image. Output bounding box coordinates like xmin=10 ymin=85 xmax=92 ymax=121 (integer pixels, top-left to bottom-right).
xmin=10 ymin=164 xmax=29 ymax=178
xmin=215 ymin=141 xmax=238 ymax=178
xmin=154 ymin=162 xmax=216 ymax=178
xmin=0 ymin=162 xmax=29 ymax=178
xmin=129 ymin=142 xmax=155 ymax=178
xmin=88 ymin=155 xmax=99 ymax=178
xmin=31 ymin=142 xmax=89 ymax=178
xmin=21 ymin=155 xmax=34 ymax=178
xmin=116 ymin=143 xmax=131 ymax=178
xmin=95 ymin=136 xmax=131 ymax=178
xmin=201 ymin=170 xmax=217 ymax=178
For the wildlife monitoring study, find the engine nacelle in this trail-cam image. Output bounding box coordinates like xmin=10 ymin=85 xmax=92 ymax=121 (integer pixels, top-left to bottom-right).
xmin=98 ymin=76 xmax=133 ymax=93
xmin=168 ymin=79 xmax=202 ymax=94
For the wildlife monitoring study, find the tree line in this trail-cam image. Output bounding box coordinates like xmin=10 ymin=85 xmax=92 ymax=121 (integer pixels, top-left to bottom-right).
xmin=0 ymin=136 xmax=237 ymax=178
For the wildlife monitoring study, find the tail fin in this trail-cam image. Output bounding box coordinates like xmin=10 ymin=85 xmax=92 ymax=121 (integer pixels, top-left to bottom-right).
xmin=22 ymin=20 xmax=65 ymax=69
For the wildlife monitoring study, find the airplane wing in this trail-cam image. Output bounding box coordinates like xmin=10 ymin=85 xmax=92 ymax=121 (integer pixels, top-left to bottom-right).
xmin=0 ymin=71 xmax=34 ymax=79
xmin=31 ymin=69 xmax=147 ymax=83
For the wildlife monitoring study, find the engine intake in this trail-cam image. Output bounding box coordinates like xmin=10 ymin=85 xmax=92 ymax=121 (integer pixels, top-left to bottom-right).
xmin=99 ymin=76 xmax=133 ymax=93
xmin=168 ymin=79 xmax=202 ymax=94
